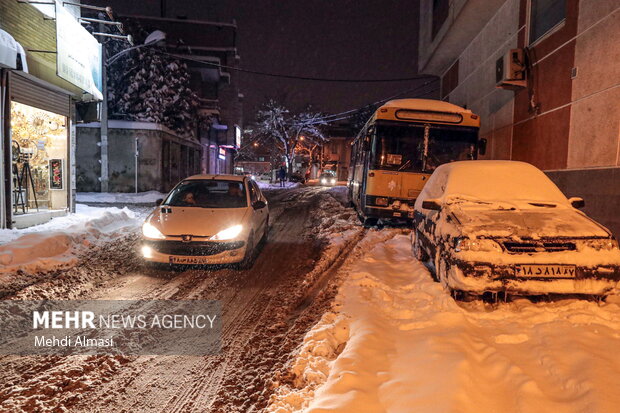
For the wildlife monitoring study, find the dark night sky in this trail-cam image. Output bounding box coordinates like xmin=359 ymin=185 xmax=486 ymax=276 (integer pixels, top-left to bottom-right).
xmin=101 ymin=1 xmax=428 ymax=120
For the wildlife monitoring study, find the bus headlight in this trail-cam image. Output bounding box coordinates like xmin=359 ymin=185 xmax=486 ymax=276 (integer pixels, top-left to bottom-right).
xmin=375 ymin=197 xmax=388 ymax=206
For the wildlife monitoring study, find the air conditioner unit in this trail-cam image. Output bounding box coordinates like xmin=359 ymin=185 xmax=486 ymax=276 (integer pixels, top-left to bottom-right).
xmin=496 ymin=48 xmax=526 ymax=89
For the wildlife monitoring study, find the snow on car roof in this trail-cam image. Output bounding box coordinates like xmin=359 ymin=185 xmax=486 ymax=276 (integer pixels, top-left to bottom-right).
xmin=184 ymin=174 xmax=246 ymax=182
xmin=435 ymin=160 xmax=569 ymax=204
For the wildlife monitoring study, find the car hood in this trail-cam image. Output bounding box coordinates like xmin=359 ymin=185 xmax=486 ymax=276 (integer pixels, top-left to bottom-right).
xmin=147 ymin=207 xmax=249 ymax=237
xmin=450 ymin=206 xmax=610 ymax=239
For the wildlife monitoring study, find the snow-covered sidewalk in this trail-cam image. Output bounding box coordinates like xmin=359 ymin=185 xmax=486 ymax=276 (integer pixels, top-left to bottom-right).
xmin=270 ymin=232 xmax=620 ymax=413
xmin=0 ymin=204 xmax=140 ymax=275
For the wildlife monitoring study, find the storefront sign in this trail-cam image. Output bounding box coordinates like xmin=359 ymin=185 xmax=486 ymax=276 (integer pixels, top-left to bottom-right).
xmin=218 ymin=147 xmax=226 ymax=161
xmin=49 ymin=159 xmax=63 ymax=190
xmin=55 ymin=1 xmax=103 ymax=100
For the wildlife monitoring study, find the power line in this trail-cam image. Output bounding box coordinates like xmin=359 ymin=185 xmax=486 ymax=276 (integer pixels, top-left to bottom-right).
xmin=160 ymin=51 xmax=436 ymax=83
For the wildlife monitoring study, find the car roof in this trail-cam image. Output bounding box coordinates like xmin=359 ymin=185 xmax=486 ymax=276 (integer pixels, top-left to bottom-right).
xmin=184 ymin=174 xmax=246 ymax=182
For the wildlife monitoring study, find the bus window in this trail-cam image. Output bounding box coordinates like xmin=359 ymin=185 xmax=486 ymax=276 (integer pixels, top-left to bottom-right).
xmin=371 ymin=124 xmax=425 ymax=172
xmin=425 ymin=126 xmax=478 ymax=172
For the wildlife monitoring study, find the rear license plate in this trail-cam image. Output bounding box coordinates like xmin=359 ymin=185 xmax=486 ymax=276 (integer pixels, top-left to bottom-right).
xmin=393 ymin=212 xmax=401 ymax=217
xmin=169 ymin=256 xmax=212 ymax=265
xmin=514 ymin=265 xmax=576 ymax=278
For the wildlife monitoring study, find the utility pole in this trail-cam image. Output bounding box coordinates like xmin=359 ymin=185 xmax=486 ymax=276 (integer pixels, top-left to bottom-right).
xmin=99 ymin=30 xmax=109 ymax=192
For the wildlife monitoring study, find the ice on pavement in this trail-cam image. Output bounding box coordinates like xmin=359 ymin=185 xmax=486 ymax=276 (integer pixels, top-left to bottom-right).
xmin=0 ymin=204 xmax=139 ymax=275
xmin=269 ymin=232 xmax=620 ymax=413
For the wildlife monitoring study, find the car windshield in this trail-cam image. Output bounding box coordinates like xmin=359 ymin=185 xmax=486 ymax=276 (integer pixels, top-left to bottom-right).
xmin=371 ymin=123 xmax=478 ymax=172
xmin=164 ymin=180 xmax=247 ymax=208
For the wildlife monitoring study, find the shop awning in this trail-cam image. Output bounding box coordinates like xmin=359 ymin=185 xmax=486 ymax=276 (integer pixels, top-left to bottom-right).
xmin=0 ymin=29 xmax=27 ymax=72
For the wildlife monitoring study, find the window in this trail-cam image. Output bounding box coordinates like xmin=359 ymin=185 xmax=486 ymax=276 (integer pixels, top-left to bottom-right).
xmin=258 ymin=156 xmax=265 ymax=162
xmin=529 ymin=0 xmax=566 ymax=44
xmin=164 ymin=180 xmax=247 ymax=208
xmin=432 ymin=0 xmax=449 ymax=40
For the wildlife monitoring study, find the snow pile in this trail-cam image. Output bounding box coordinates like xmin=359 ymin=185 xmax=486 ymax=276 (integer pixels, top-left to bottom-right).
xmin=0 ymin=205 xmax=139 ymax=275
xmin=257 ymin=181 xmax=302 ymax=190
xmin=270 ymin=233 xmax=620 ymax=412
xmin=77 ymin=191 xmax=167 ymax=204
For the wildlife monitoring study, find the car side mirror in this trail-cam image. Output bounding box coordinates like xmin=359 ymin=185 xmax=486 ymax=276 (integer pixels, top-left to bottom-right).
xmin=568 ymin=197 xmax=585 ymax=209
xmin=422 ymin=199 xmax=442 ymax=210
xmin=478 ymin=138 xmax=487 ymax=156
xmin=155 ymin=198 xmax=163 ymax=206
xmin=253 ymin=200 xmax=266 ymax=210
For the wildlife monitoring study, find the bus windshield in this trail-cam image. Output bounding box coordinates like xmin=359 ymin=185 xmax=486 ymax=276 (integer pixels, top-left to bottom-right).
xmin=371 ymin=122 xmax=478 ymax=173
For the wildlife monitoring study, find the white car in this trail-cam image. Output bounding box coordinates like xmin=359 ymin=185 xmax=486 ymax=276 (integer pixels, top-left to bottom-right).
xmin=412 ymin=160 xmax=620 ymax=298
xmin=141 ymin=175 xmax=269 ymax=268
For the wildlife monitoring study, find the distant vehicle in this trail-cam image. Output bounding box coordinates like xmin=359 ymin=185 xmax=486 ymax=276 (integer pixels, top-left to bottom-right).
xmin=289 ymin=171 xmax=306 ymax=183
xmin=412 ymin=160 xmax=620 ymax=298
xmin=319 ymin=172 xmax=337 ymax=186
xmin=348 ymin=99 xmax=485 ymax=226
xmin=141 ymin=175 xmax=269 ymax=268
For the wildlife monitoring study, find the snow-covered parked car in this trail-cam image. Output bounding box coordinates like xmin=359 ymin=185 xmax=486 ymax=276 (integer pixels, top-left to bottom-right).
xmin=141 ymin=175 xmax=269 ymax=268
xmin=412 ymin=160 xmax=620 ymax=297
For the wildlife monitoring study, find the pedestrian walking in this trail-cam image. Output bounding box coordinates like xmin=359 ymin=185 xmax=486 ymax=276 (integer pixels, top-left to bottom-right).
xmin=278 ymin=166 xmax=287 ymax=187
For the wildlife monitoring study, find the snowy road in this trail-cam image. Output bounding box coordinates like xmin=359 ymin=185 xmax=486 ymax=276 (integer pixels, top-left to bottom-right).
xmin=2 ymin=186 xmax=620 ymax=413
xmin=0 ymin=186 xmax=363 ymax=412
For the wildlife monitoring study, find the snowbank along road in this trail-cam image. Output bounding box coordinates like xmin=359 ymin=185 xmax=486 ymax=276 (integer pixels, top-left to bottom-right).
xmin=2 ymin=186 xmax=620 ymax=413
xmin=0 ymin=186 xmax=364 ymax=412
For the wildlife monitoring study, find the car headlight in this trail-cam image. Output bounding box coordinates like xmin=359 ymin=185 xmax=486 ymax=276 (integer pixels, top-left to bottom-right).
xmin=142 ymin=222 xmax=165 ymax=239
xmin=330 ymin=179 xmax=336 ymax=184
xmin=211 ymin=224 xmax=243 ymax=241
xmin=583 ymin=238 xmax=618 ymax=251
xmin=455 ymin=238 xmax=502 ymax=252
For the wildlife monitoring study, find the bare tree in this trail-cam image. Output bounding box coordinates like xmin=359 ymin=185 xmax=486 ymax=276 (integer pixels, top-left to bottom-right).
xmin=254 ymin=100 xmax=327 ymax=171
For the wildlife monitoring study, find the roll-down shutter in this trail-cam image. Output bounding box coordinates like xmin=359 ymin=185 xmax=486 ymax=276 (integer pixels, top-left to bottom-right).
xmin=9 ymin=72 xmax=71 ymax=117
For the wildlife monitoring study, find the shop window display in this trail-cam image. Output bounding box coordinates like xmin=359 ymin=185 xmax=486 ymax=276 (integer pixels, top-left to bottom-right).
xmin=10 ymin=102 xmax=68 ymax=215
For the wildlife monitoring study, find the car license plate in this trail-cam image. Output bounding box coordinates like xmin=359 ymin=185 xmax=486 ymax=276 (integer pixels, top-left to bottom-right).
xmin=514 ymin=264 xmax=576 ymax=278
xmin=393 ymin=212 xmax=401 ymax=217
xmin=169 ymin=256 xmax=211 ymax=265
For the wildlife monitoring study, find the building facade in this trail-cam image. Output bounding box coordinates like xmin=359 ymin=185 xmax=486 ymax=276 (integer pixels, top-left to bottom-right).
xmin=1 ymin=0 xmax=100 ymax=228
xmin=419 ymin=0 xmax=620 ymax=236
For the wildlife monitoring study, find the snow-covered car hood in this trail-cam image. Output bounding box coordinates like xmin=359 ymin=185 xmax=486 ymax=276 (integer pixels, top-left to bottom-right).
xmin=147 ymin=207 xmax=249 ymax=237
xmin=450 ymin=205 xmax=610 ymax=239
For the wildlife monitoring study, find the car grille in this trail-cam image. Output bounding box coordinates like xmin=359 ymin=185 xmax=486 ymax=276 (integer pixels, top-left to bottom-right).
xmin=144 ymin=240 xmax=245 ymax=256
xmin=502 ymin=241 xmax=576 ymax=253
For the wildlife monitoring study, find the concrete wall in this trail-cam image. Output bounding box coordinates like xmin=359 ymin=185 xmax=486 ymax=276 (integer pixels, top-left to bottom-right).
xmin=442 ymin=0 xmax=520 ymax=160
xmin=547 ymin=168 xmax=620 ymax=238
xmin=76 ymin=123 xmax=201 ymax=193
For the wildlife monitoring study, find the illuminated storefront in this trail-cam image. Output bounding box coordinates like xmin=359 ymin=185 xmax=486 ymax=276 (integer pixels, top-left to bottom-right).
xmin=10 ymin=101 xmax=68 ymax=217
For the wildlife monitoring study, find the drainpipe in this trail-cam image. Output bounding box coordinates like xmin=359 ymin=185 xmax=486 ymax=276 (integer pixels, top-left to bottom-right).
xmin=134 ymin=137 xmax=139 ymax=193
xmin=100 ymin=45 xmax=109 ymax=192
xmin=0 ymin=71 xmax=6 ymax=229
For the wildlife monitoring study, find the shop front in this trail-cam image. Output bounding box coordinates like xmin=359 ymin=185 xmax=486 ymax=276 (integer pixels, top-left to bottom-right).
xmin=2 ymin=71 xmax=72 ymax=228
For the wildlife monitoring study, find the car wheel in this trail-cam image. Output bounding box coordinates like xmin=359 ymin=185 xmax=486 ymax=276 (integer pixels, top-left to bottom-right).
xmin=433 ymin=250 xmax=447 ymax=285
xmin=238 ymin=231 xmax=255 ymax=270
xmin=412 ymin=230 xmax=429 ymax=262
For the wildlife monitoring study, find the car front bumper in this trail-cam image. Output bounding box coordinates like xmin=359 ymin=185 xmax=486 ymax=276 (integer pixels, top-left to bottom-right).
xmin=445 ymin=259 xmax=620 ymax=295
xmin=141 ymin=239 xmax=247 ymax=265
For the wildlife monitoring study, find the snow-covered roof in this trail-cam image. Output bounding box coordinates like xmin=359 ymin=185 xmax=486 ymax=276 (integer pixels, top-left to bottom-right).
xmin=430 ymin=160 xmax=570 ymax=205
xmin=380 ymin=99 xmax=473 ymax=114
